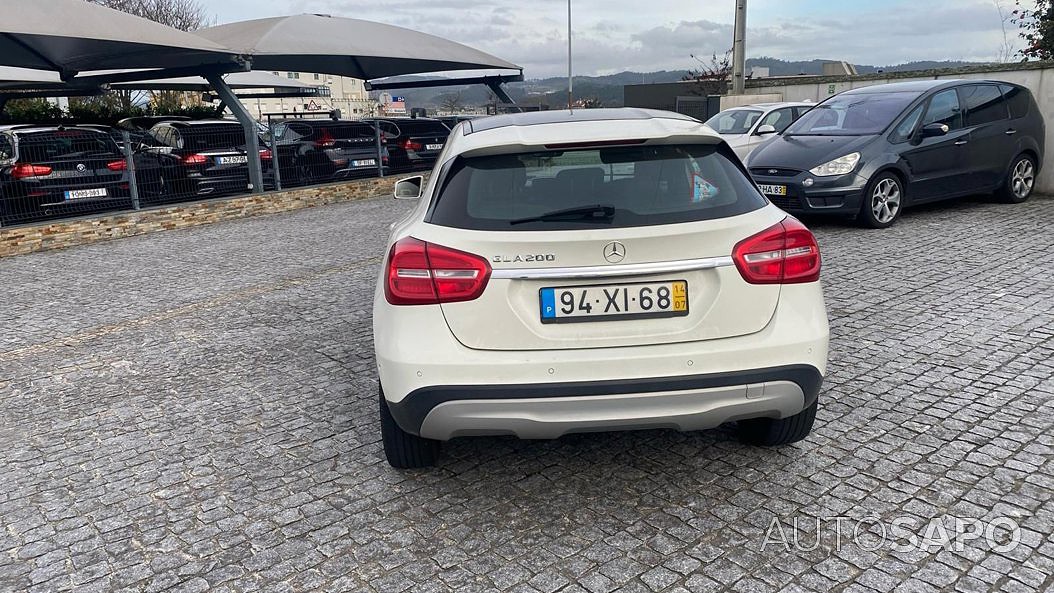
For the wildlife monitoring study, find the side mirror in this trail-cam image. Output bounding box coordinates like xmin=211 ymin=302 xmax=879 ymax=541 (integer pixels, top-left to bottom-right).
xmin=755 ymin=124 xmax=777 ymax=136
xmin=393 ymin=175 xmax=424 ymax=200
xmin=919 ymin=123 xmax=949 ymax=139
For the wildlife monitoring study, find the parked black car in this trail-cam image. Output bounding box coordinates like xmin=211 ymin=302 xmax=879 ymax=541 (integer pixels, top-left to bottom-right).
xmin=747 ymin=80 xmax=1044 ymax=228
xmin=362 ymin=117 xmax=450 ymax=171
xmin=135 ymin=119 xmax=271 ymax=202
xmin=0 ymin=125 xmax=132 ymax=225
xmin=270 ymin=119 xmax=388 ymax=186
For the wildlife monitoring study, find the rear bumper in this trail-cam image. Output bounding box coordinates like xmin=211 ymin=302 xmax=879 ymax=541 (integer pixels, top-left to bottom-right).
xmin=390 ymin=365 xmax=822 ymax=440
xmin=375 ymin=282 xmax=829 ymax=439
xmin=753 ymin=171 xmax=869 ymax=215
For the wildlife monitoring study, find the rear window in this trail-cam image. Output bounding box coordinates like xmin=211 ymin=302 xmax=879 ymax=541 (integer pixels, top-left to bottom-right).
xmin=17 ymin=131 xmax=120 ymax=162
xmin=399 ymin=121 xmax=450 ymax=136
xmin=1000 ymin=84 xmax=1032 ymax=119
xmin=428 ymin=144 xmax=767 ymax=231
xmin=281 ymin=122 xmax=373 ymax=141
xmin=179 ymin=125 xmax=245 ymax=151
xmin=960 ymin=84 xmax=1007 ymax=126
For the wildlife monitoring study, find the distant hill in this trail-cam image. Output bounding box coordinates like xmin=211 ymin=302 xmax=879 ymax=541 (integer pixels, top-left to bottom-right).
xmin=372 ymin=58 xmax=986 ymax=110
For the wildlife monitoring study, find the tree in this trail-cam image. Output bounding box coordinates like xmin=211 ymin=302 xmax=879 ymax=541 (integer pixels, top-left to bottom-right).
xmin=439 ymin=91 xmax=464 ymax=114
xmin=1013 ymin=0 xmax=1054 ymax=60
xmin=682 ymin=49 xmax=733 ymax=95
xmin=86 ymin=0 xmax=213 ymax=113
xmin=88 ymin=0 xmax=212 ymax=31
xmin=995 ymin=0 xmax=1018 ymax=62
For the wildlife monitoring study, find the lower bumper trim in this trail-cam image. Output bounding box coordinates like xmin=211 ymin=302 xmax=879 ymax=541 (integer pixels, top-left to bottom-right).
xmin=387 ymin=364 xmax=823 ymax=437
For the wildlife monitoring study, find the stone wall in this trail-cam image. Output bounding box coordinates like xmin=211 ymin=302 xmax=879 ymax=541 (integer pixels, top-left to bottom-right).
xmin=0 ymin=174 xmax=423 ymax=258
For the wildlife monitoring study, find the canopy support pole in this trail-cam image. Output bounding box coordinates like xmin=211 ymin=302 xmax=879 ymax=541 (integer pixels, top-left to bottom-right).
xmin=206 ymin=73 xmax=264 ymax=194
xmin=486 ymin=81 xmax=520 ymax=112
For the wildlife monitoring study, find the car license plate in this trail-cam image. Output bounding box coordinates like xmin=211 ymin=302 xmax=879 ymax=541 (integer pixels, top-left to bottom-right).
xmin=64 ymin=188 xmax=107 ymax=201
xmin=758 ymin=183 xmax=787 ymax=196
xmin=217 ymin=156 xmax=248 ymax=165
xmin=540 ymin=280 xmax=688 ymax=324
xmin=352 ymin=159 xmax=376 ymax=167
xmin=425 ymin=143 xmax=443 ymax=151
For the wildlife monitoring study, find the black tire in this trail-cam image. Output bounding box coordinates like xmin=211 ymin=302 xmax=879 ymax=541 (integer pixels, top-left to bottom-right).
xmin=738 ymin=400 xmax=817 ymax=446
xmin=996 ymin=153 xmax=1037 ymax=204
xmin=857 ymin=172 xmax=904 ymax=229
xmin=379 ymin=387 xmax=440 ymax=468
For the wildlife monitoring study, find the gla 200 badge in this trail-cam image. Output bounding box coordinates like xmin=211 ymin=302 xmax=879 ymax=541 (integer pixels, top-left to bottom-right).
xmin=492 ymin=254 xmax=556 ymax=263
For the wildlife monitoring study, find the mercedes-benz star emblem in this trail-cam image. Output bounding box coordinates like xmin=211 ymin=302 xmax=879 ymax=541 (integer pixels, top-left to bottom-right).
xmin=76 ymin=163 xmax=87 ymax=172
xmin=603 ymin=241 xmax=626 ymax=264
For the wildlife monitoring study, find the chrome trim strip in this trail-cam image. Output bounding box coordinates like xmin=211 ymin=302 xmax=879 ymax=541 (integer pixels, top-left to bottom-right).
xmin=490 ymin=256 xmax=734 ymax=280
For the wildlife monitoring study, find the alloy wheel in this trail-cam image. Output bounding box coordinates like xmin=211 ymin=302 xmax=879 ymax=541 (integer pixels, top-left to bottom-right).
xmin=871 ymin=178 xmax=902 ymax=224
xmin=1011 ymin=158 xmax=1035 ymax=200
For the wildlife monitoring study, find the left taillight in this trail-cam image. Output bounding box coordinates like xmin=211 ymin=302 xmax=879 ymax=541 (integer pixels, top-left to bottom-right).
xmin=385 ymin=237 xmax=492 ymax=305
xmin=732 ymin=217 xmax=821 ymax=284
xmin=10 ymin=164 xmax=53 ymax=180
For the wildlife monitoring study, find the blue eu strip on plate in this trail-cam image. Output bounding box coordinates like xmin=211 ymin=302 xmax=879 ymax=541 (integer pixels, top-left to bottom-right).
xmin=540 ymin=288 xmax=556 ymax=319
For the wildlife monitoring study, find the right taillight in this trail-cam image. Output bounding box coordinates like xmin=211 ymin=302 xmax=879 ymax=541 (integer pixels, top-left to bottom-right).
xmin=732 ymin=217 xmax=821 ymax=284
xmin=385 ymin=237 xmax=492 ymax=305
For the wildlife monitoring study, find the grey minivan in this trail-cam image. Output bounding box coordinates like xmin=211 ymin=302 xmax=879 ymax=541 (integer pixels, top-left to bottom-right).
xmin=748 ymin=80 xmax=1044 ymax=228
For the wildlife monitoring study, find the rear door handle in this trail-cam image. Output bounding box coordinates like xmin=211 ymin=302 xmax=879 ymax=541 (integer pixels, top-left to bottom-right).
xmin=1005 ymin=129 xmax=1018 ymax=135
xmin=954 ymin=140 xmax=969 ymax=146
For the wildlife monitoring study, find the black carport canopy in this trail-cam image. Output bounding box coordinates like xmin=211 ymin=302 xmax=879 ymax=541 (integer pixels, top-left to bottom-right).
xmin=1 ymin=0 xmax=238 ymax=77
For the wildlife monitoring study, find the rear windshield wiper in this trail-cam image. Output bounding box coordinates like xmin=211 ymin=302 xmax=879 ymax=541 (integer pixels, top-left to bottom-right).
xmin=509 ymin=204 xmax=616 ymax=225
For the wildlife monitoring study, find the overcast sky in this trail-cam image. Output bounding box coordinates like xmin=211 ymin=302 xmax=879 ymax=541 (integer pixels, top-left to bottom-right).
xmin=206 ymin=0 xmax=1024 ymax=78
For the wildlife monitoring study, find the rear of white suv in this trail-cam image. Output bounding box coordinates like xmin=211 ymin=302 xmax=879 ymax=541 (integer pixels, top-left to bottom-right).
xmin=373 ymin=108 xmax=829 ymax=468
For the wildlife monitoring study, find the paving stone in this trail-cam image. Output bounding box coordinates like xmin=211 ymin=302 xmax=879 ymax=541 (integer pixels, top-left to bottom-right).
xmin=1 ymin=194 xmax=1053 ymax=592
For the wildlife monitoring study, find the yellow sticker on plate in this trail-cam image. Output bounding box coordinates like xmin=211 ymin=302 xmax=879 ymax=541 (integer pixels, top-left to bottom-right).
xmin=672 ymin=281 xmax=688 ymax=311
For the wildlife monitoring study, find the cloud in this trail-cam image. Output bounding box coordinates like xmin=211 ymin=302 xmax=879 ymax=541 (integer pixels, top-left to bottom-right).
xmin=208 ymin=0 xmax=1019 ymax=78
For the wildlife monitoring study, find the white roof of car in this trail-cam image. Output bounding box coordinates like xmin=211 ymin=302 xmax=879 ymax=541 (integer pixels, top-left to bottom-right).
xmin=447 ymin=108 xmax=722 ymax=157
xmin=722 ymin=101 xmax=813 ymax=111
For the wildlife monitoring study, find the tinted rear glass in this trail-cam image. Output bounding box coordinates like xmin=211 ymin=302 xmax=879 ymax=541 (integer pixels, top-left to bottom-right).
xmin=1000 ymin=84 xmax=1032 ymax=119
xmin=398 ymin=121 xmax=450 ymax=136
xmin=961 ymin=85 xmax=1007 ymax=126
xmin=281 ymin=122 xmax=373 ymax=140
xmin=428 ymin=144 xmax=767 ymax=231
xmin=179 ymin=125 xmax=245 ymax=151
xmin=17 ymin=131 xmax=120 ymax=162
xmin=785 ymin=91 xmax=920 ymax=136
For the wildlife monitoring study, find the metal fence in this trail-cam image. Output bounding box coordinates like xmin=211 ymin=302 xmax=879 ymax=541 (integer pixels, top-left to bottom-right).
xmin=0 ymin=116 xmax=449 ymax=228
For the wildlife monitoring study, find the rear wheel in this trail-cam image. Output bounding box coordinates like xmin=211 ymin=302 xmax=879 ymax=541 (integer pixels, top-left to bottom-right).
xmin=997 ymin=154 xmax=1036 ymax=203
xmin=379 ymin=386 xmax=440 ymax=468
xmin=737 ymin=400 xmax=817 ymax=446
xmin=858 ymin=173 xmax=904 ymax=229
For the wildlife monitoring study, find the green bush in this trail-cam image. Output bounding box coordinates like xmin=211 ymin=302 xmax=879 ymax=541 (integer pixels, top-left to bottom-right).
xmin=0 ymin=98 xmax=223 ymax=126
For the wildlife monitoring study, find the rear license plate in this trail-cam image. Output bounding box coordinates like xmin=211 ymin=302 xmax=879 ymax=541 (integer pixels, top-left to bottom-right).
xmin=425 ymin=143 xmax=443 ymax=151
xmin=540 ymin=280 xmax=688 ymax=324
xmin=217 ymin=156 xmax=248 ymax=165
xmin=352 ymin=159 xmax=376 ymax=167
xmin=64 ymin=188 xmax=107 ymax=201
xmin=758 ymin=184 xmax=787 ymax=196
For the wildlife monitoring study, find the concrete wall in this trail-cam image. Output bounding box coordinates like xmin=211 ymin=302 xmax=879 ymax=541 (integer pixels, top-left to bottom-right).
xmin=0 ymin=174 xmax=423 ymax=258
xmin=719 ymin=93 xmax=783 ymax=110
xmin=740 ymin=61 xmax=1054 ymax=192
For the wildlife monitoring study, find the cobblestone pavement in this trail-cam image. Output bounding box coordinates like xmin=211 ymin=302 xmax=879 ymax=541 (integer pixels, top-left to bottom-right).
xmin=1 ymin=194 xmax=1052 ymax=593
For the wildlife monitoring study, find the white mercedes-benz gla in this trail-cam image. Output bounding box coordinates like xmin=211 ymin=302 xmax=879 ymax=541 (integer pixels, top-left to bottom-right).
xmin=373 ymin=108 xmax=829 ymax=468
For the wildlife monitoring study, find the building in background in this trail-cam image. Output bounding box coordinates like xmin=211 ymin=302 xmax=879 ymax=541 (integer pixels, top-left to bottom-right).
xmin=239 ymin=71 xmax=378 ymax=120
